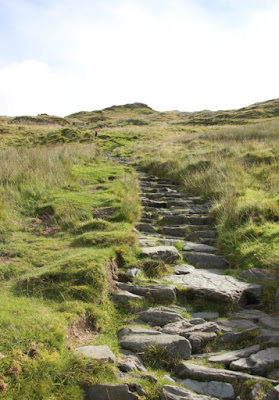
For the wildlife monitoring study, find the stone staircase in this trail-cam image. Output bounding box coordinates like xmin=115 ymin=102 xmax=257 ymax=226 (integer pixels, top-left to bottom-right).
xmin=82 ymin=170 xmax=279 ymax=400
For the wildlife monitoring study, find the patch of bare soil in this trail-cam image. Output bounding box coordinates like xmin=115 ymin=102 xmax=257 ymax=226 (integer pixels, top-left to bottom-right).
xmin=0 ymin=256 xmax=12 ymax=264
xmin=93 ymin=207 xmax=116 ymax=220
xmin=67 ymin=318 xmax=98 ymax=348
xmin=107 ymin=257 xmax=119 ymax=294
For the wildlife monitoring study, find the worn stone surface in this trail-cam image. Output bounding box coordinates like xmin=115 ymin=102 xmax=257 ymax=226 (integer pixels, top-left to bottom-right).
xmin=230 ymin=310 xmax=279 ymax=329
xmin=275 ymin=289 xmax=279 ymax=311
xmin=180 ymin=379 xmax=235 ymax=399
xmin=162 ymin=320 xmax=219 ymax=337
xmin=182 ymin=242 xmax=217 ymax=253
xmin=118 ymin=326 xmax=192 ymax=359
xmin=263 ymin=384 xmax=279 ymax=400
xmin=240 ymin=268 xmax=277 ymax=283
xmin=217 ymin=319 xmax=259 ymax=332
xmin=172 ymin=264 xmax=196 ymax=275
xmin=112 ymin=290 xmax=144 ymax=305
xmin=85 ymin=384 xmax=139 ymax=400
xmin=161 ymin=385 xmax=218 ymax=400
xmin=230 ymin=347 xmax=279 ymax=375
xmin=141 ymin=246 xmax=181 ymax=263
xmin=222 ymin=328 xmax=259 ymax=344
xmin=136 ymin=223 xmax=157 ymax=234
xmin=191 ymin=312 xmax=219 ymax=320
xmin=74 ymin=345 xmax=115 ymax=363
xmin=139 ymin=307 xmax=184 ymax=327
xmin=118 ymin=350 xmax=147 ymax=372
xmin=208 ymin=345 xmax=261 ymax=366
xmin=188 ymin=331 xmax=218 ymax=353
xmin=259 ymin=329 xmax=279 ymax=344
xmin=165 ymin=269 xmax=261 ymax=305
xmin=183 ymin=252 xmax=229 ymax=269
xmin=117 ymin=282 xmax=177 ymax=302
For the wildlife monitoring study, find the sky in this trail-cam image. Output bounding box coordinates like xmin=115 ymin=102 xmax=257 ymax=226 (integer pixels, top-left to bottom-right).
xmin=0 ymin=0 xmax=279 ymax=116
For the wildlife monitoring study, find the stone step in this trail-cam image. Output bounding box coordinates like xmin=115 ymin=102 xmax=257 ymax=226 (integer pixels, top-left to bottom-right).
xmin=187 ymin=231 xmax=217 ymax=241
xmin=199 ymin=238 xmax=217 ymax=247
xmin=183 ymin=252 xmax=229 ymax=268
xmin=135 ymin=223 xmax=157 ymax=234
xmin=142 ymin=199 xmax=168 ymax=208
xmin=159 ymin=215 xmax=211 ymax=226
xmin=117 ymin=282 xmax=177 ymax=302
xmin=182 ymin=242 xmax=217 ymax=253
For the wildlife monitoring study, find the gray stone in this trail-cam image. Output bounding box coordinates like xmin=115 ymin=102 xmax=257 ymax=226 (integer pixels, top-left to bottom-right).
xmin=142 ymin=199 xmax=168 ymax=208
xmin=259 ymin=329 xmax=279 ymax=344
xmin=128 ymin=383 xmax=147 ymax=397
xmin=162 ymin=320 xmax=219 ymax=337
xmin=174 ymin=362 xmax=278 ymax=384
xmin=136 ymin=223 xmax=157 ymax=234
xmin=160 ymin=216 xmax=210 ymax=226
xmin=125 ymin=268 xmax=142 ymax=279
xmin=183 ymin=252 xmax=229 ymax=269
xmin=275 ymin=289 xmax=279 ymax=311
xmin=186 ymin=231 xmax=217 ymax=241
xmin=191 ymin=312 xmax=219 ymax=320
xmin=230 ymin=347 xmax=279 ymax=375
xmin=182 ymin=242 xmax=217 ymax=253
xmin=85 ymin=384 xmax=139 ymax=400
xmin=222 ymin=328 xmax=259 ymax=344
xmin=250 ymin=383 xmax=264 ymax=400
xmin=199 ymin=238 xmax=217 ymax=247
xmin=118 ymin=350 xmax=147 ymax=372
xmin=139 ymin=307 xmax=184 ymax=327
xmin=163 ymin=227 xmax=189 ymax=237
xmin=74 ymin=345 xmax=115 ymax=363
xmin=172 ymin=264 xmax=196 ymax=275
xmin=208 ymin=345 xmax=261 ymax=366
xmin=161 ymin=385 xmax=218 ymax=400
xmin=240 ymin=268 xmax=277 ymax=283
xmin=163 ymin=375 xmax=176 ymax=383
xmin=141 ymin=246 xmax=181 ymax=263
xmin=165 ymin=269 xmax=262 ymax=305
xmin=217 ymin=319 xmax=259 ymax=333
xmin=180 ymin=379 xmax=235 ymax=399
xmin=118 ymin=326 xmax=192 ymax=359
xmin=117 ymin=282 xmax=177 ymax=302
xmin=188 ymin=332 xmax=218 ymax=353
xmin=263 ymin=384 xmax=279 ymax=400
xmin=231 ymin=310 xmax=279 ymax=329
xmin=112 ymin=290 xmax=144 ymax=305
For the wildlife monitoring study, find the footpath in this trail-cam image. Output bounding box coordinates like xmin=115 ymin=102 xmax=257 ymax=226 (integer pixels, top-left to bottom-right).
xmin=79 ymin=169 xmax=279 ymax=400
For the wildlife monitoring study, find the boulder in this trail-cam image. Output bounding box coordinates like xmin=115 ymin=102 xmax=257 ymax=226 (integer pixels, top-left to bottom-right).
xmin=183 ymin=252 xmax=229 ymax=269
xmin=85 ymin=384 xmax=139 ymax=400
xmin=139 ymin=307 xmax=184 ymax=327
xmin=74 ymin=345 xmax=115 ymax=363
xmin=118 ymin=350 xmax=147 ymax=372
xmin=118 ymin=326 xmax=192 ymax=360
xmin=141 ymin=246 xmax=181 ymax=263
xmin=180 ymin=379 xmax=235 ymax=399
xmin=117 ymin=282 xmax=177 ymax=302
xmin=208 ymin=345 xmax=261 ymax=366
xmin=182 ymin=242 xmax=217 ymax=253
xmin=161 ymin=385 xmax=218 ymax=400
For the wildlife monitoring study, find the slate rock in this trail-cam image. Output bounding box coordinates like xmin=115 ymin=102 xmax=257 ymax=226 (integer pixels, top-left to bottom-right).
xmin=118 ymin=350 xmax=147 ymax=372
xmin=229 ymin=347 xmax=279 ymax=375
xmin=139 ymin=307 xmax=184 ymax=327
xmin=112 ymin=290 xmax=144 ymax=305
xmin=119 ymin=326 xmax=192 ymax=359
xmin=162 ymin=320 xmax=219 ymax=337
xmin=222 ymin=328 xmax=259 ymax=344
xmin=182 ymin=242 xmax=217 ymax=253
xmin=274 ymin=289 xmax=279 ymax=311
xmin=172 ymin=264 xmax=196 ymax=275
xmin=74 ymin=345 xmax=115 ymax=363
xmin=183 ymin=252 xmax=229 ymax=269
xmin=191 ymin=312 xmax=219 ymax=320
xmin=136 ymin=223 xmax=157 ymax=234
xmin=263 ymin=384 xmax=279 ymax=400
xmin=85 ymin=384 xmax=139 ymax=400
xmin=250 ymin=383 xmax=265 ymax=400
xmin=141 ymin=246 xmax=181 ymax=263
xmin=161 ymin=385 xmax=218 ymax=400
xmin=180 ymin=379 xmax=235 ymax=399
xmin=117 ymin=282 xmax=177 ymax=302
xmin=208 ymin=345 xmax=261 ymax=366
xmin=128 ymin=383 xmax=147 ymax=397
xmin=163 ymin=226 xmax=189 ymax=237
xmin=188 ymin=331 xmax=218 ymax=353
xmin=240 ymin=268 xmax=277 ymax=283
xmin=217 ymin=319 xmax=259 ymax=333
xmin=259 ymin=329 xmax=279 ymax=345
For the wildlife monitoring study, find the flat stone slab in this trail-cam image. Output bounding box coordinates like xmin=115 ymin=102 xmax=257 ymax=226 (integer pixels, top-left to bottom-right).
xmin=208 ymin=345 xmax=261 ymax=366
xmin=179 ymin=379 xmax=235 ymax=399
xmin=85 ymin=384 xmax=139 ymax=400
xmin=183 ymin=252 xmax=229 ymax=268
xmin=259 ymin=329 xmax=279 ymax=345
xmin=165 ymin=269 xmax=262 ymax=305
xmin=183 ymin=242 xmax=217 ymax=253
xmin=139 ymin=307 xmax=185 ymax=326
xmin=118 ymin=326 xmax=191 ymax=359
xmin=191 ymin=312 xmax=219 ymax=320
xmin=141 ymin=246 xmax=181 ymax=263
xmin=174 ymin=362 xmax=278 ymax=384
xmin=230 ymin=347 xmax=279 ymax=375
xmin=118 ymin=350 xmax=147 ymax=372
xmin=112 ymin=290 xmax=144 ymax=305
xmin=161 ymin=385 xmax=218 ymax=400
xmin=117 ymin=282 xmax=177 ymax=302
xmin=172 ymin=264 xmax=196 ymax=275
xmin=217 ymin=319 xmax=259 ymax=332
xmin=230 ymin=310 xmax=279 ymax=329
xmin=135 ymin=223 xmax=157 ymax=234
xmin=160 ymin=216 xmax=210 ymax=226
xmin=75 ymin=345 xmax=115 ymax=363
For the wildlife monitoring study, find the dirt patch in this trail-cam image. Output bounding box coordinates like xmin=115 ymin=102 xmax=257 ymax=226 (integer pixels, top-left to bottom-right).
xmin=0 ymin=256 xmax=12 ymax=264
xmin=93 ymin=207 xmax=116 ymax=220
xmin=43 ymin=226 xmax=60 ymax=237
xmin=67 ymin=318 xmax=98 ymax=348
xmin=107 ymin=257 xmax=118 ymax=294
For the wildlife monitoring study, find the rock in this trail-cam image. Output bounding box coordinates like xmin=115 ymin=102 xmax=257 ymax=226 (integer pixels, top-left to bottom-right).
xmin=141 ymin=246 xmax=181 ymax=263
xmin=172 ymin=264 xmax=196 ymax=275
xmin=188 ymin=331 xmax=218 ymax=353
xmin=187 ymin=230 xmax=217 ymax=241
xmin=85 ymin=384 xmax=139 ymax=400
xmin=142 ymin=199 xmax=168 ymax=208
xmin=183 ymin=252 xmax=229 ymax=269
xmin=229 ymin=347 xmax=279 ymax=375
xmin=259 ymin=329 xmax=279 ymax=344
xmin=128 ymin=383 xmax=147 ymax=397
xmin=117 ymin=282 xmax=177 ymax=302
xmin=125 ymin=268 xmax=142 ymax=279
xmin=182 ymin=242 xmax=217 ymax=253
xmin=222 ymin=328 xmax=259 ymax=344
xmin=74 ymin=345 xmax=115 ymax=363
xmin=250 ymin=383 xmax=264 ymax=400
xmin=240 ymin=268 xmax=277 ymax=283
xmin=135 ymin=223 xmax=157 ymax=234
xmin=217 ymin=319 xmax=259 ymax=332
xmin=174 ymin=362 xmax=278 ymax=384
xmin=180 ymin=379 xmax=235 ymax=399
xmin=208 ymin=345 xmax=261 ymax=366
xmin=191 ymin=312 xmax=219 ymax=320
xmin=163 ymin=375 xmax=176 ymax=383
xmin=118 ymin=326 xmax=192 ymax=360
xmin=274 ymin=289 xmax=279 ymax=311
xmin=160 ymin=216 xmax=210 ymax=226
xmin=199 ymin=238 xmax=217 ymax=247
xmin=162 ymin=320 xmax=219 ymax=336
xmin=112 ymin=290 xmax=144 ymax=305
xmin=161 ymin=385 xmax=218 ymax=400
xmin=163 ymin=227 xmax=189 ymax=237
xmin=263 ymin=384 xmax=279 ymax=400
xmin=118 ymin=350 xmax=147 ymax=372
xmin=165 ymin=269 xmax=262 ymax=305
xmin=139 ymin=307 xmax=184 ymax=326
xmin=231 ymin=310 xmax=279 ymax=329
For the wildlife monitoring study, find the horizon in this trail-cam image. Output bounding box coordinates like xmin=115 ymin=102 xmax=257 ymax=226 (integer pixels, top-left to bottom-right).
xmin=1 ymin=0 xmax=279 ymax=116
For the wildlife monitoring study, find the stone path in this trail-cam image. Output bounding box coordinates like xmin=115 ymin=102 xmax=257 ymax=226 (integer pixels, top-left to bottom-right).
xmin=84 ymin=170 xmax=279 ymax=400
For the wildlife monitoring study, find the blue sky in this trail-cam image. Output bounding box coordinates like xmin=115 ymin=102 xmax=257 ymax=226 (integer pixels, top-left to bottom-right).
xmin=0 ymin=0 xmax=279 ymax=116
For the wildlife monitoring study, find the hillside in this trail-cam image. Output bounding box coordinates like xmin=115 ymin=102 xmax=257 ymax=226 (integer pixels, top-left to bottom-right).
xmin=0 ymin=99 xmax=278 ymax=400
